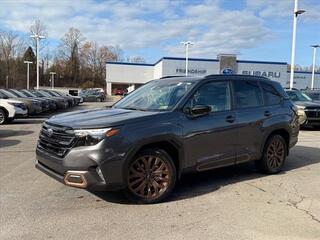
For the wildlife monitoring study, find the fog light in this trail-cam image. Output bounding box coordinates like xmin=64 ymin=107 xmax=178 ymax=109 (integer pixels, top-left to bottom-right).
xmin=96 ymin=167 xmax=106 ymax=183
xmin=64 ymin=171 xmax=88 ymax=188
xmin=67 ymin=174 xmax=83 ymax=184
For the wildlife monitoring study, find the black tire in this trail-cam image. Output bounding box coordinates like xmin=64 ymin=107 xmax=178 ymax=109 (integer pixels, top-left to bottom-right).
xmin=7 ymin=118 xmax=14 ymax=123
xmin=124 ymin=148 xmax=177 ymax=204
xmin=0 ymin=109 xmax=8 ymax=125
xmin=255 ymin=135 xmax=287 ymax=174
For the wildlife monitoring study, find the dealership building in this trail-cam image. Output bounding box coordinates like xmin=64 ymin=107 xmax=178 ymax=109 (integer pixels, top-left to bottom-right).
xmin=106 ymin=54 xmax=320 ymax=95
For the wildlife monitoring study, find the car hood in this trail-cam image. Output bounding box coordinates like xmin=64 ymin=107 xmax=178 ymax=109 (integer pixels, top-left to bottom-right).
xmin=47 ymin=108 xmax=160 ymax=129
xmin=294 ymin=101 xmax=320 ymax=108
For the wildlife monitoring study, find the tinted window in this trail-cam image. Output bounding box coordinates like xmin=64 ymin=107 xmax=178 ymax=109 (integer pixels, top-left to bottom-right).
xmin=190 ymin=81 xmax=231 ymax=112
xmin=233 ymin=81 xmax=263 ymax=108
xmin=260 ymin=82 xmax=282 ymax=105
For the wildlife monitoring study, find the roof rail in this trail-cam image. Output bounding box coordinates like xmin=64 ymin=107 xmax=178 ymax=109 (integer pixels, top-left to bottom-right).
xmin=160 ymin=75 xmax=186 ymax=79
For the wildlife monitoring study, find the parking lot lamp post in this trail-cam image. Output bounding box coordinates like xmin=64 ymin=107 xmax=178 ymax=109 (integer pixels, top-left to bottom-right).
xmin=289 ymin=0 xmax=305 ymax=89
xmin=181 ymin=41 xmax=194 ymax=76
xmin=23 ymin=61 xmax=33 ymax=89
xmin=30 ymin=34 xmax=46 ymax=90
xmin=311 ymin=45 xmax=319 ymax=90
xmin=50 ymin=72 xmax=56 ymax=90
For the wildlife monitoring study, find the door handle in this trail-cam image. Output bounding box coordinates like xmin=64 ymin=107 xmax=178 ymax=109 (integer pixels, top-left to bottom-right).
xmin=226 ymin=115 xmax=235 ymax=123
xmin=264 ymin=111 xmax=271 ymax=117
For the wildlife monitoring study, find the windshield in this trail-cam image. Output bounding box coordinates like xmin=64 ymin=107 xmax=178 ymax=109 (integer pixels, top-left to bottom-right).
xmin=113 ymin=80 xmax=195 ymax=111
xmin=287 ymin=91 xmax=312 ymax=102
xmin=0 ymin=89 xmax=17 ymax=98
xmin=30 ymin=90 xmax=45 ymax=97
xmin=22 ymin=90 xmax=37 ymax=98
xmin=10 ymin=89 xmax=27 ymax=98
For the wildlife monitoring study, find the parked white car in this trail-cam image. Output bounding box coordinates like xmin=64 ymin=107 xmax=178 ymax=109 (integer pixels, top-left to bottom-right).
xmin=0 ymin=98 xmax=28 ymax=124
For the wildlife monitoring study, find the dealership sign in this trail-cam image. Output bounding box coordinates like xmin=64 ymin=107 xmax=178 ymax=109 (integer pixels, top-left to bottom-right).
xmin=242 ymin=70 xmax=281 ymax=78
xmin=176 ymin=68 xmax=207 ymax=75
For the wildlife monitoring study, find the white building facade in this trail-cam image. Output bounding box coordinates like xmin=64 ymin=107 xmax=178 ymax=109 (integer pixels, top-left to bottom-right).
xmin=106 ymin=55 xmax=320 ymax=95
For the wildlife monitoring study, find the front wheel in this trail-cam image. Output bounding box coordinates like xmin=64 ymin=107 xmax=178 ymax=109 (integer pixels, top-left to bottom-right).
xmin=0 ymin=109 xmax=7 ymax=125
xmin=125 ymin=149 xmax=177 ymax=204
xmin=256 ymin=135 xmax=287 ymax=174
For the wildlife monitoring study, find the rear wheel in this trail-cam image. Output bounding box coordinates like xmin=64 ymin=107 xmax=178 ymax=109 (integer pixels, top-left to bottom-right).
xmin=256 ymin=135 xmax=287 ymax=174
xmin=125 ymin=148 xmax=177 ymax=204
xmin=0 ymin=109 xmax=8 ymax=125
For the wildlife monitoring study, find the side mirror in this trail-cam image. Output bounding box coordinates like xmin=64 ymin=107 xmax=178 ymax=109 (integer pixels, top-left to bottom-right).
xmin=185 ymin=105 xmax=211 ymax=117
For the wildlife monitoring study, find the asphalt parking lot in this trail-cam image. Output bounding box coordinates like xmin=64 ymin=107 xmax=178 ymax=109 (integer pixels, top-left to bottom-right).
xmin=0 ymin=102 xmax=319 ymax=240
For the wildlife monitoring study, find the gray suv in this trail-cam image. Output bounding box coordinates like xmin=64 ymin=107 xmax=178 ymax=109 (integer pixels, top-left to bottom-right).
xmin=36 ymin=75 xmax=299 ymax=203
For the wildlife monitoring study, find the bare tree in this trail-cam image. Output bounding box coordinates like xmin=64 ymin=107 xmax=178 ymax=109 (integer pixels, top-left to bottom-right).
xmin=0 ymin=31 xmax=26 ymax=87
xmin=29 ymin=19 xmax=48 ymax=54
xmin=58 ymin=28 xmax=85 ymax=85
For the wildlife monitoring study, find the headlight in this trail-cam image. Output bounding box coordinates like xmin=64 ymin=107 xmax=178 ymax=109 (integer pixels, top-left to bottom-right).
xmin=8 ymin=102 xmax=22 ymax=107
xmin=67 ymin=128 xmax=119 ymax=146
xmin=296 ymin=105 xmax=306 ymax=110
xmin=295 ymin=105 xmax=307 ymax=124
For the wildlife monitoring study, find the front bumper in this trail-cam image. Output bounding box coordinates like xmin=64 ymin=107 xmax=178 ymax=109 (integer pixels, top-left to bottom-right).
xmin=303 ymin=119 xmax=320 ymax=126
xmin=35 ymin=142 xmax=126 ymax=191
xmin=14 ymin=107 xmax=28 ymax=118
xmin=35 ymin=160 xmax=109 ymax=190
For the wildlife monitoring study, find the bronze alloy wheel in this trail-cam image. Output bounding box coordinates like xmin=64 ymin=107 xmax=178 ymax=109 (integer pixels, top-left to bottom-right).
xmin=266 ymin=138 xmax=285 ymax=170
xmin=127 ymin=155 xmax=171 ymax=200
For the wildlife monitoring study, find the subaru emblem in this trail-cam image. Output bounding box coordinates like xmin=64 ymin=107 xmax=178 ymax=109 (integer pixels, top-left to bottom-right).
xmin=47 ymin=128 xmax=54 ymax=137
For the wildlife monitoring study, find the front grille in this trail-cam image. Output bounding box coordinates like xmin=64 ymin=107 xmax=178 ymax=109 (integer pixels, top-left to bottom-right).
xmin=37 ymin=123 xmax=76 ymax=157
xmin=305 ymin=108 xmax=320 ymax=119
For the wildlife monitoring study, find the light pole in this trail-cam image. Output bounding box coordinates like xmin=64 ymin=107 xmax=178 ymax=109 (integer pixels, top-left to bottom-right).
xmin=30 ymin=34 xmax=45 ymax=90
xmin=289 ymin=0 xmax=305 ymax=89
xmin=49 ymin=72 xmax=56 ymax=90
xmin=311 ymin=45 xmax=319 ymax=90
xmin=181 ymin=41 xmax=194 ymax=76
xmin=24 ymin=61 xmax=33 ymax=89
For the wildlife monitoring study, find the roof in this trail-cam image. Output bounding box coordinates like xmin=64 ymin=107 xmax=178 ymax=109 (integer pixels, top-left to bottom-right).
xmin=106 ymin=57 xmax=288 ymax=66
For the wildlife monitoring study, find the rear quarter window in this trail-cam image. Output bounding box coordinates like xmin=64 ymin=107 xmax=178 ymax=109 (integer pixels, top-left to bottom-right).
xmin=260 ymin=82 xmax=282 ymax=105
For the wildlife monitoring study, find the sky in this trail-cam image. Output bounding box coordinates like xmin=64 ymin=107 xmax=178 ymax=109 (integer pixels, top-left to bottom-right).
xmin=0 ymin=0 xmax=319 ymax=66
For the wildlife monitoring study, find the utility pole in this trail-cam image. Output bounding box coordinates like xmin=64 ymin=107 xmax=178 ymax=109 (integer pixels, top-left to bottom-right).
xmin=181 ymin=41 xmax=194 ymax=76
xmin=30 ymin=34 xmax=45 ymax=89
xmin=50 ymin=72 xmax=56 ymax=90
xmin=311 ymin=45 xmax=319 ymax=90
xmin=289 ymin=0 xmax=305 ymax=89
xmin=24 ymin=61 xmax=33 ymax=89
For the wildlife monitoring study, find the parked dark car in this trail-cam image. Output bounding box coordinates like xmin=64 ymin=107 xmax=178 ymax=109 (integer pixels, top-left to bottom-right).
xmin=28 ymin=89 xmax=69 ymax=109
xmin=42 ymin=89 xmax=75 ymax=107
xmin=7 ymin=89 xmax=51 ymax=112
xmin=19 ymin=89 xmax=57 ymax=111
xmin=36 ymin=75 xmax=299 ymax=203
xmin=80 ymin=89 xmax=105 ymax=102
xmin=302 ymin=89 xmax=320 ymax=102
xmin=285 ymin=89 xmax=320 ymax=128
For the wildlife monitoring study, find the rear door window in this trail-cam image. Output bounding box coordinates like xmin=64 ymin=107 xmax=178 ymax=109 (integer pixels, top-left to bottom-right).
xmin=189 ymin=81 xmax=231 ymax=112
xmin=260 ymin=82 xmax=282 ymax=105
xmin=233 ymin=80 xmax=263 ymax=108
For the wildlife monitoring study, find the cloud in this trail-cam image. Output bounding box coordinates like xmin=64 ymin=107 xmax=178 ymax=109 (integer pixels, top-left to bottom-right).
xmin=246 ymin=0 xmax=320 ymax=22
xmin=0 ymin=0 xmax=275 ymax=58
